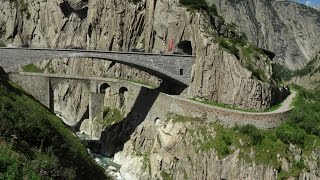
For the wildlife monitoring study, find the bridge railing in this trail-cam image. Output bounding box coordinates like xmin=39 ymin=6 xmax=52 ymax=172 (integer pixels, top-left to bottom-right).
xmin=0 ymin=47 xmax=196 ymax=58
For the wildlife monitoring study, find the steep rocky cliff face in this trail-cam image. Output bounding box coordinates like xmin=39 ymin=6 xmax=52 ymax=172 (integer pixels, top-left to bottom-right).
xmin=111 ymin=114 xmax=320 ymax=180
xmin=0 ymin=0 xmax=286 ymax=110
xmin=206 ymin=0 xmax=320 ymax=70
xmin=291 ymin=52 xmax=320 ymax=89
xmin=53 ymin=80 xmax=90 ymax=126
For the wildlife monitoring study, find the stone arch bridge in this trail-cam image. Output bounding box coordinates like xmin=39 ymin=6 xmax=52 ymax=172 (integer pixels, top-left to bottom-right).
xmin=8 ymin=72 xmax=139 ymax=127
xmin=0 ymin=48 xmax=196 ymax=86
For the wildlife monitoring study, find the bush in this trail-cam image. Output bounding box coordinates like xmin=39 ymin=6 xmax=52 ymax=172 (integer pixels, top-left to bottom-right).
xmin=275 ymin=124 xmax=307 ymax=146
xmin=236 ymin=125 xmax=265 ymax=145
xmin=288 ymin=86 xmax=320 ymax=137
xmin=179 ymin=0 xmax=218 ymax=16
xmin=272 ymin=63 xmax=293 ymax=82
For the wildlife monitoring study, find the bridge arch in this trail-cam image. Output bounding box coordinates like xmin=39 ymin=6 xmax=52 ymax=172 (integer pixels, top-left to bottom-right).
xmin=0 ymin=48 xmax=196 ymax=86
xmin=99 ymin=83 xmax=111 ymax=94
xmin=118 ymin=86 xmax=128 ymax=111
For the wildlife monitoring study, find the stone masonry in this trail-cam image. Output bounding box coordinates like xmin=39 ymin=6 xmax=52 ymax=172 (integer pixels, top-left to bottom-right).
xmin=0 ymin=48 xmax=196 ymax=85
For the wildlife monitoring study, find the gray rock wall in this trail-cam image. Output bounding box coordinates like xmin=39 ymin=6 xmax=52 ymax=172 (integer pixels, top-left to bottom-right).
xmin=206 ymin=0 xmax=320 ymax=69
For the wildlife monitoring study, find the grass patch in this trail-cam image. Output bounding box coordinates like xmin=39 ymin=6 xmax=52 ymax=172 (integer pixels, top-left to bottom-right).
xmin=142 ymin=154 xmax=152 ymax=176
xmin=22 ymin=64 xmax=44 ymax=73
xmin=97 ymin=107 xmax=125 ymax=128
xmin=0 ymin=80 xmax=106 ymax=179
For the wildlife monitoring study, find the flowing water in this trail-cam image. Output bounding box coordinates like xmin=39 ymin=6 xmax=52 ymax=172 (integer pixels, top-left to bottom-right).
xmin=75 ymin=132 xmax=124 ymax=180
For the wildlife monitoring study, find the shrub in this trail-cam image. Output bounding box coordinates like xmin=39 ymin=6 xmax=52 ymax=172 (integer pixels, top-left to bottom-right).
xmin=98 ymin=107 xmax=125 ymax=128
xmin=272 ymin=63 xmax=293 ymax=82
xmin=236 ymin=125 xmax=265 ymax=145
xmin=179 ymin=0 xmax=219 ymax=16
xmin=288 ymin=86 xmax=320 ymax=137
xmin=275 ymin=124 xmax=307 ymax=146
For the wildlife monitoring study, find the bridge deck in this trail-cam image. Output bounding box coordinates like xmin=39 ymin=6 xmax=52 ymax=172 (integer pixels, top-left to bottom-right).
xmin=0 ymin=48 xmax=196 ymax=85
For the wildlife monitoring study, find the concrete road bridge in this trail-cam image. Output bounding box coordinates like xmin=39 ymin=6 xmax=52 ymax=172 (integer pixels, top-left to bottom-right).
xmin=0 ymin=48 xmax=196 ymax=86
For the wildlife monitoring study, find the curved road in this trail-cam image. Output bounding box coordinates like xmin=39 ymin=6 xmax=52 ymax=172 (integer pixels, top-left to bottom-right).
xmin=172 ymin=90 xmax=296 ymax=115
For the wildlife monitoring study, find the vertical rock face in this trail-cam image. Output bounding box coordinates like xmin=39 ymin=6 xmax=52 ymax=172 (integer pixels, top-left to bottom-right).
xmin=206 ymin=0 xmax=320 ymax=70
xmin=53 ymin=80 xmax=89 ymax=126
xmin=291 ymin=52 xmax=320 ymax=89
xmin=112 ymin=117 xmax=320 ymax=180
xmin=1 ymin=0 xmax=286 ymax=110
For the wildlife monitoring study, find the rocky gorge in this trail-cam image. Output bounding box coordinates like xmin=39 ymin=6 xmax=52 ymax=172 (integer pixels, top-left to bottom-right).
xmin=0 ymin=0 xmax=290 ymax=111
xmin=0 ymin=0 xmax=320 ymax=179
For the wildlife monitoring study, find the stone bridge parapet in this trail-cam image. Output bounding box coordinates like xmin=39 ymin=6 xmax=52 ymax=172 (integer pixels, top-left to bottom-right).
xmin=0 ymin=48 xmax=196 ymax=85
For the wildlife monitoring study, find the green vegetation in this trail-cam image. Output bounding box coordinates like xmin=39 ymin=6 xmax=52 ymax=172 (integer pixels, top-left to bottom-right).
xmin=294 ymin=55 xmax=320 ymax=77
xmin=179 ymin=0 xmax=274 ymax=83
xmin=128 ymin=0 xmax=141 ymax=4
xmin=179 ymin=0 xmax=219 ymax=16
xmin=97 ymin=107 xmax=125 ymax=128
xmin=214 ymin=37 xmax=271 ymax=82
xmin=0 ymin=80 xmax=106 ymax=179
xmin=272 ymin=63 xmax=293 ymax=82
xmin=22 ymin=64 xmax=44 ymax=73
xmin=160 ymin=170 xmax=172 ymax=180
xmin=142 ymin=154 xmax=152 ymax=175
xmin=18 ymin=0 xmax=29 ymax=16
xmin=272 ymin=54 xmax=320 ymax=81
xmin=288 ymin=85 xmax=320 ymax=137
xmin=169 ymin=85 xmax=320 ymax=178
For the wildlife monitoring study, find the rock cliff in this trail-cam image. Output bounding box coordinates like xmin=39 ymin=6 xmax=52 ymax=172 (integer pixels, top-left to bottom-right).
xmin=0 ymin=0 xmax=287 ymax=110
xmin=111 ymin=114 xmax=320 ymax=180
xmin=291 ymin=52 xmax=320 ymax=89
xmin=206 ymin=0 xmax=320 ymax=70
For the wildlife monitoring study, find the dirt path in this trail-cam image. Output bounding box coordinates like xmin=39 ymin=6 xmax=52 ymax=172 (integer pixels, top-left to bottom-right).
xmin=174 ymin=90 xmax=297 ymax=115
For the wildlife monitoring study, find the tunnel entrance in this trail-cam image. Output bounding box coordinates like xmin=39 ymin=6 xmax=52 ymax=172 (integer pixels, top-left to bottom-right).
xmin=177 ymin=40 xmax=193 ymax=55
xmin=99 ymin=83 xmax=110 ymax=94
